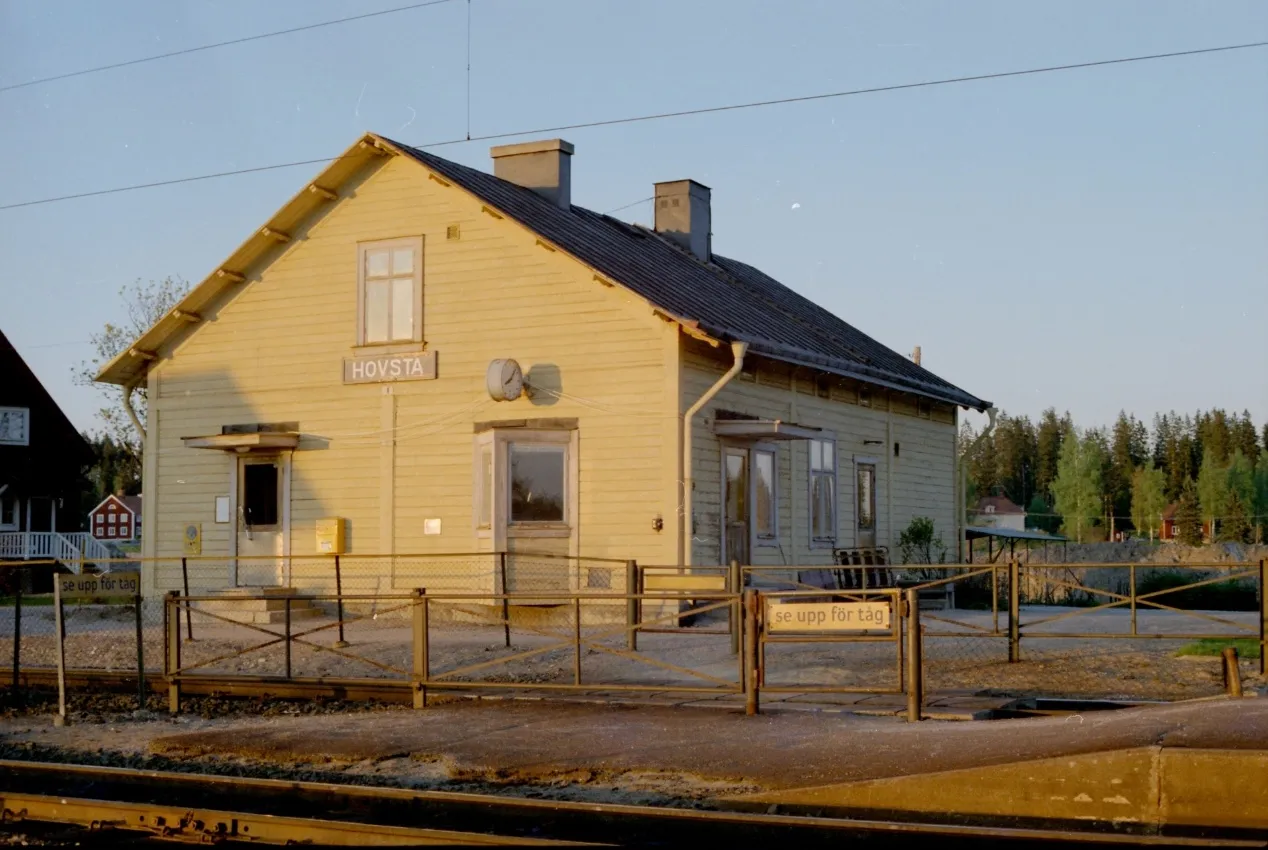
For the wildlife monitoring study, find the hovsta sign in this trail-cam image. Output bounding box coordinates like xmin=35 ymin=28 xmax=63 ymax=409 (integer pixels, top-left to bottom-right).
xmin=343 ymin=350 xmax=437 ymax=384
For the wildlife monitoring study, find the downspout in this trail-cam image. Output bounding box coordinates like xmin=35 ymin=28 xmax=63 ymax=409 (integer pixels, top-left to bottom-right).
xmin=681 ymin=341 xmax=748 ymax=567
xmin=959 ymin=406 xmax=998 ymax=561
xmin=122 ymin=379 xmax=146 ymax=442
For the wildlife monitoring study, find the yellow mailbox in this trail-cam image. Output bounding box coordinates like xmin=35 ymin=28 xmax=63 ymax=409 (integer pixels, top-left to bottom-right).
xmin=315 ymin=517 xmax=346 ymax=555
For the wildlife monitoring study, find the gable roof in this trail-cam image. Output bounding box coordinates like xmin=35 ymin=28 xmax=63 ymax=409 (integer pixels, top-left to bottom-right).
xmin=97 ymin=133 xmax=987 ymax=409
xmin=1 ymin=327 xmax=92 ymax=468
xmin=972 ymin=495 xmax=1025 ymax=515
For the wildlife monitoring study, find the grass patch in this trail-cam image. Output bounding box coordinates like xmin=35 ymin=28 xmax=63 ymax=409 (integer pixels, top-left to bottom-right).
xmin=0 ymin=595 xmax=55 ymax=607
xmin=1175 ymin=638 xmax=1261 ymax=660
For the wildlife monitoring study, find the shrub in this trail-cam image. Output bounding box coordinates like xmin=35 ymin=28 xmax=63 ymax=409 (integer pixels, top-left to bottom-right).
xmin=1136 ymin=569 xmax=1258 ymax=612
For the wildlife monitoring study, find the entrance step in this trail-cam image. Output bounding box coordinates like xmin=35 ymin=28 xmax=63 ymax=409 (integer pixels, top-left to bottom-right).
xmin=192 ymin=588 xmax=324 ymax=625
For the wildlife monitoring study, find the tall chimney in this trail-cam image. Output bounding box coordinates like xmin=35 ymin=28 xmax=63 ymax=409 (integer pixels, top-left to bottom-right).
xmin=912 ymin=346 xmax=922 ymax=366
xmin=654 ymin=180 xmax=711 ymax=262
xmin=490 ymin=139 xmax=573 ymax=209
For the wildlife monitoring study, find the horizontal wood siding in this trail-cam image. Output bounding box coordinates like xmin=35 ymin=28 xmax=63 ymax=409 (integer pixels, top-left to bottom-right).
xmin=147 ymin=154 xmax=676 ymax=574
xmin=683 ymin=341 xmax=958 ymax=567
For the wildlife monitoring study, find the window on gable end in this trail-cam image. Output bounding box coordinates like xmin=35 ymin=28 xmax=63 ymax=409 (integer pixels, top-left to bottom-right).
xmin=358 ymin=237 xmax=424 ymax=345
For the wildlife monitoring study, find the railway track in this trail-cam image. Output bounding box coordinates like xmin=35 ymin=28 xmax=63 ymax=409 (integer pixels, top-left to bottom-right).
xmin=0 ymin=761 xmax=1263 ymax=847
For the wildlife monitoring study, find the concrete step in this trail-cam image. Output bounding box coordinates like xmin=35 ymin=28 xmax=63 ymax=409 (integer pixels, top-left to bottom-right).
xmin=192 ymin=606 xmax=325 ymax=625
xmin=197 ymin=597 xmax=321 ymax=613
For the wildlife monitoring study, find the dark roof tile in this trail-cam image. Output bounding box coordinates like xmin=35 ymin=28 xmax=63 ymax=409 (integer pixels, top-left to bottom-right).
xmin=389 ymin=139 xmax=987 ymax=410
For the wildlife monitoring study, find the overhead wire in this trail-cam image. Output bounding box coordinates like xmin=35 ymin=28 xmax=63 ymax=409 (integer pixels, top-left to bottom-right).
xmin=0 ymin=0 xmax=461 ymax=94
xmin=3 ymin=40 xmax=1265 ymax=212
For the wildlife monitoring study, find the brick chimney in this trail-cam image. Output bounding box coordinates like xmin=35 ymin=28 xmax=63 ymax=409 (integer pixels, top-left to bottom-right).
xmin=654 ymin=180 xmax=711 ymax=262
xmin=490 ymin=139 xmax=573 ymax=209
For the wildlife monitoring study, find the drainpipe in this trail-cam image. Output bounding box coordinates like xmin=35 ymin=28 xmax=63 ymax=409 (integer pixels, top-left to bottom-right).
xmin=681 ymin=341 xmax=748 ymax=567
xmin=959 ymin=406 xmax=998 ymax=561
xmin=122 ymin=379 xmax=146 ymax=442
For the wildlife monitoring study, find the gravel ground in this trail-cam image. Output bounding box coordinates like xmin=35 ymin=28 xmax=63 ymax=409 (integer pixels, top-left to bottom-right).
xmin=2 ymin=603 xmax=1260 ymax=701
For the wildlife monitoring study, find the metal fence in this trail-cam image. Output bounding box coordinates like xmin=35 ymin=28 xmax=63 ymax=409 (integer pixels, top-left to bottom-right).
xmin=3 ymin=558 xmax=1262 ymax=711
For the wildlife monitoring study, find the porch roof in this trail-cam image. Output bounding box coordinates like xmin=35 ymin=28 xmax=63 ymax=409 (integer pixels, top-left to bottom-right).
xmin=181 ymin=432 xmax=300 ymax=452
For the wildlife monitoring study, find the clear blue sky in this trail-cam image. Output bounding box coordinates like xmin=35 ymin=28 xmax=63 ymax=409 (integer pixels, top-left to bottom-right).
xmin=2 ymin=0 xmax=1265 ymax=437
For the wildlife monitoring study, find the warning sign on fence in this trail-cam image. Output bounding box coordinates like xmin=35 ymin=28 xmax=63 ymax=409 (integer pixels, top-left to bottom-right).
xmin=766 ymin=600 xmax=891 ymax=632
xmin=57 ymin=571 xmax=141 ymax=601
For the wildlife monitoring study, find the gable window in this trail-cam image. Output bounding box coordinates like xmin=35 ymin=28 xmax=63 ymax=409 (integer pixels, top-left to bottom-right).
xmin=753 ymin=448 xmax=777 ymax=541
xmin=809 ymin=438 xmax=836 ymax=545
xmin=0 ymin=407 xmax=30 ymax=446
xmin=358 ymin=238 xmax=423 ymax=345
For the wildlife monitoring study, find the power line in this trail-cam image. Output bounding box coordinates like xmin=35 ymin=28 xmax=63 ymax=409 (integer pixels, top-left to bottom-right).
xmin=0 ymin=0 xmax=460 ymax=94
xmin=603 ymin=196 xmax=654 ymax=215
xmin=2 ymin=39 xmax=1265 ymax=212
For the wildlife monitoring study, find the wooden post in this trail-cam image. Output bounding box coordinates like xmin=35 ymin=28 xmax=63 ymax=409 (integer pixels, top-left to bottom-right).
xmin=1008 ymin=557 xmax=1021 ymax=663
xmin=1222 ymin=647 xmax=1243 ymax=698
xmin=1130 ymin=564 xmax=1138 ymax=637
xmin=625 ymin=560 xmax=638 ymax=652
xmin=1260 ymin=560 xmax=1266 ymax=677
xmin=729 ymin=560 xmax=741 ymax=655
xmin=573 ymin=596 xmax=583 ymax=685
xmin=180 ymin=557 xmax=193 ymax=641
xmin=134 ymin=593 xmax=146 ymax=710
xmin=10 ymin=582 xmax=21 ymax=708
xmin=499 ymin=552 xmax=511 ymax=649
xmin=53 ymin=577 xmax=67 ymax=726
xmin=284 ymin=596 xmax=292 ymax=679
xmin=743 ymin=589 xmax=759 ymax=716
xmin=905 ymin=589 xmax=923 ymax=722
xmin=412 ymin=589 xmax=428 ymax=709
xmin=165 ymin=591 xmax=181 ymax=715
xmin=333 ymin=554 xmax=348 ymax=648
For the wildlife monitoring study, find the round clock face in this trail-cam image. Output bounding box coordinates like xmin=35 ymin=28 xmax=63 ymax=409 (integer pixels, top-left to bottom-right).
xmin=487 ymin=359 xmax=524 ymax=401
xmin=502 ymin=361 xmax=523 ymax=400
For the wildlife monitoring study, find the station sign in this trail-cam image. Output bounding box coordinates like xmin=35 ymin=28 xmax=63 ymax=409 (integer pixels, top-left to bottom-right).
xmin=57 ymin=571 xmax=141 ymax=601
xmin=766 ymin=600 xmax=891 ymax=632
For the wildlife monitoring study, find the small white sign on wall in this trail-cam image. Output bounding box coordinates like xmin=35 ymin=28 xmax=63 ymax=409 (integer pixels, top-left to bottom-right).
xmin=423 ymin=518 xmax=442 ymax=535
xmin=215 ymin=496 xmax=231 ymax=523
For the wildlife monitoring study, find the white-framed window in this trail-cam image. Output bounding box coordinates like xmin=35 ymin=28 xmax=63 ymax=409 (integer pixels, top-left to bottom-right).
xmin=0 ymin=494 xmax=19 ymax=531
xmin=809 ymin=438 xmax=837 ymax=545
xmin=474 ymin=427 xmax=576 ymax=542
xmin=753 ymin=447 xmax=777 ymax=543
xmin=509 ymin=443 xmax=567 ymax=524
xmin=357 ymin=237 xmax=423 ymax=345
xmin=0 ymin=407 xmax=30 ymax=446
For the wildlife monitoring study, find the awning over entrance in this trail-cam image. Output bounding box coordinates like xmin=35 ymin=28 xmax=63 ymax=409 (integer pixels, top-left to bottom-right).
xmin=181 ymin=432 xmax=300 ymax=452
xmin=712 ymin=419 xmax=822 ymax=441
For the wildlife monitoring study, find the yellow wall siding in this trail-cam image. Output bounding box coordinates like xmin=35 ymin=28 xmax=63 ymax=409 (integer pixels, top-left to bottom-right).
xmin=682 ymin=341 xmax=959 ymax=567
xmin=146 ymin=154 xmax=678 ymax=581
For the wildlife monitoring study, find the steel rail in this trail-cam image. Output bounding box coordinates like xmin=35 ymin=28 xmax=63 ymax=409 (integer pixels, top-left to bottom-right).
xmin=0 ymin=790 xmax=586 ymax=846
xmin=0 ymin=760 xmax=1259 ymax=848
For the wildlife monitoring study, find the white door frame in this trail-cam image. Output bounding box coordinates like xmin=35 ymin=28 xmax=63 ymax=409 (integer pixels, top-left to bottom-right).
xmin=228 ymin=450 xmax=292 ymax=587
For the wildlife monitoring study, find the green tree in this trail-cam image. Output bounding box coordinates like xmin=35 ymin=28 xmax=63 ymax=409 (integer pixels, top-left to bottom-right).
xmin=1253 ymin=453 xmax=1268 ymax=533
xmin=1232 ymin=411 xmax=1260 ymax=466
xmin=1196 ymin=408 xmax=1233 ymax=467
xmin=994 ymin=413 xmax=1038 ymax=507
xmin=1220 ymin=492 xmax=1251 ymax=543
xmin=1035 ymin=408 xmax=1070 ymax=499
xmin=1050 ymin=428 xmax=1105 ymax=542
xmin=73 ymin=276 xmax=190 ymax=471
xmin=1174 ymin=479 xmax=1204 ymax=545
xmin=1196 ymin=454 xmax=1229 ymax=535
xmin=1226 ymin=450 xmax=1255 ymax=511
xmin=1109 ymin=412 xmax=1146 ymax=525
xmin=1130 ymin=464 xmax=1167 ymax=540
xmin=1026 ymin=493 xmax=1058 ymax=534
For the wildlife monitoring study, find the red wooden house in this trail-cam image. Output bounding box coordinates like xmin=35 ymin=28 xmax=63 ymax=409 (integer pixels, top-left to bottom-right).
xmin=89 ymin=493 xmax=141 ymax=542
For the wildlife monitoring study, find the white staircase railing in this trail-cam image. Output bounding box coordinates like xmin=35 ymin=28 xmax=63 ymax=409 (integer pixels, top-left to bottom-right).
xmin=0 ymin=532 xmax=113 ymax=572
